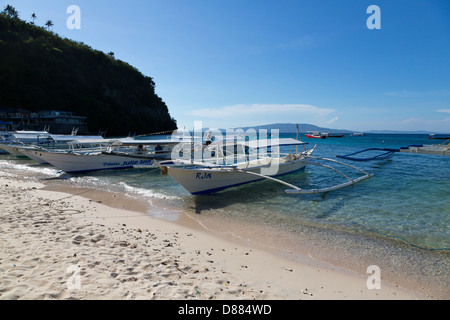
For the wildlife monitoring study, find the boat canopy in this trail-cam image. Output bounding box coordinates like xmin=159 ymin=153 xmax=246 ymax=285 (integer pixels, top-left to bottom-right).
xmin=66 ymin=138 xmax=127 ymax=145
xmin=12 ymin=132 xmax=51 ymax=140
xmin=110 ymin=138 xmax=186 ymax=146
xmin=48 ymin=134 xmax=104 ymax=142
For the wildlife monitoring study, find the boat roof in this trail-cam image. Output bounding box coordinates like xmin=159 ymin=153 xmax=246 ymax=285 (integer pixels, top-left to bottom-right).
xmin=66 ymin=137 xmax=184 ymax=146
xmin=66 ymin=137 xmax=131 ymax=145
xmin=110 ymin=138 xmax=185 ymax=146
xmin=48 ymin=134 xmax=105 ymax=142
xmin=12 ymin=132 xmax=51 ymax=139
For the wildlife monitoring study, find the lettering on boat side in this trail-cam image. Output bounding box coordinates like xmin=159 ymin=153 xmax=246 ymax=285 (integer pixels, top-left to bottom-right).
xmin=102 ymin=159 xmax=152 ymax=167
xmin=196 ymin=172 xmax=212 ymax=180
xmin=103 ymin=162 xmax=120 ymax=167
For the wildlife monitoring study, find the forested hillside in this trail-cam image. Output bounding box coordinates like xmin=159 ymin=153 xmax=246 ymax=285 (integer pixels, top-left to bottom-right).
xmin=0 ymin=7 xmax=177 ymax=136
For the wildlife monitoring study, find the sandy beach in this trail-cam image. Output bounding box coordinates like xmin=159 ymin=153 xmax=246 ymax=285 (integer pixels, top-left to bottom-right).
xmin=0 ymin=168 xmax=434 ymax=300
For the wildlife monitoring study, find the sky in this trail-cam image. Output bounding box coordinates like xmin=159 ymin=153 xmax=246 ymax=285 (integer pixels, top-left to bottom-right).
xmin=3 ymin=0 xmax=450 ymax=132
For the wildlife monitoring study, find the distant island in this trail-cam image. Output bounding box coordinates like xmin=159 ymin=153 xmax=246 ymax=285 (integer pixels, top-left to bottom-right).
xmin=234 ymin=123 xmax=352 ymax=134
xmin=0 ymin=5 xmax=177 ymax=136
xmin=233 ymin=123 xmax=449 ymax=135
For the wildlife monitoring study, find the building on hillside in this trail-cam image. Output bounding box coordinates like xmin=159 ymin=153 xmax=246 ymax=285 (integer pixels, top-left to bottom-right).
xmin=0 ymin=108 xmax=90 ymax=134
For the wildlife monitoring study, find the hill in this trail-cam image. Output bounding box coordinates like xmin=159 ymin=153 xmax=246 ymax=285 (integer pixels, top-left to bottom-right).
xmin=234 ymin=123 xmax=352 ymax=134
xmin=0 ymin=9 xmax=177 ymax=136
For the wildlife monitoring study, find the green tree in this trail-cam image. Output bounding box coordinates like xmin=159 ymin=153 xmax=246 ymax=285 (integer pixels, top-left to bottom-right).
xmin=45 ymin=19 xmax=53 ymax=31
xmin=2 ymin=4 xmax=19 ymax=19
xmin=31 ymin=13 xmax=37 ymax=24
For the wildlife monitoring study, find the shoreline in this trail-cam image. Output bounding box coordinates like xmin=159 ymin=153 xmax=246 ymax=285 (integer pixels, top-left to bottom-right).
xmin=42 ymin=183 xmax=448 ymax=300
xmin=0 ymin=168 xmax=441 ymax=300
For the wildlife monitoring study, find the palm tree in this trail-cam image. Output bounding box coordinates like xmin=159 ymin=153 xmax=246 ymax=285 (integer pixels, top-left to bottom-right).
xmin=31 ymin=13 xmax=37 ymax=24
xmin=45 ymin=20 xmax=54 ymax=31
xmin=2 ymin=5 xmax=19 ymax=18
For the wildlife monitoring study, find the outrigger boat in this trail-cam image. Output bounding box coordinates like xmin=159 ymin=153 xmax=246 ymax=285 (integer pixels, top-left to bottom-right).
xmin=324 ymin=133 xmax=345 ymax=138
xmin=428 ymin=134 xmax=450 ymax=140
xmin=161 ymin=137 xmax=373 ymax=195
xmin=336 ymin=140 xmax=450 ymax=160
xmin=304 ymin=131 xmax=327 ymax=139
xmin=0 ymin=129 xmax=103 ymax=157
xmin=399 ymin=140 xmax=450 ymax=156
xmin=20 ymin=138 xmax=180 ymax=173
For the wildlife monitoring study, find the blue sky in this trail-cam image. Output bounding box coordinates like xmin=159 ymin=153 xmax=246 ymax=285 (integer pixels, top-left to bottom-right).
xmin=3 ymin=0 xmax=450 ymax=132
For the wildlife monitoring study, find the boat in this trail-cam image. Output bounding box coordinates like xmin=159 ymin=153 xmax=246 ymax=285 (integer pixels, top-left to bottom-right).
xmin=0 ymin=130 xmax=51 ymax=156
xmin=324 ymin=133 xmax=345 ymax=138
xmin=428 ymin=134 xmax=450 ymax=140
xmin=351 ymin=132 xmax=366 ymax=136
xmin=304 ymin=131 xmax=327 ymax=139
xmin=162 ymin=137 xmax=373 ymax=195
xmin=400 ymin=140 xmax=450 ymax=156
xmin=22 ymin=138 xmax=182 ymax=173
xmin=336 ymin=140 xmax=450 ymax=160
xmin=0 ymin=129 xmax=103 ymax=157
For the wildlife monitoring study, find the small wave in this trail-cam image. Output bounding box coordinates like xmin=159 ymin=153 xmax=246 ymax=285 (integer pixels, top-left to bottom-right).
xmin=0 ymin=160 xmax=59 ymax=176
xmin=118 ymin=182 xmax=181 ymax=201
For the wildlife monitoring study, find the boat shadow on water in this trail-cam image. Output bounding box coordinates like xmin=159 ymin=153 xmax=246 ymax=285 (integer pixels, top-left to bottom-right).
xmin=188 ymin=158 xmax=379 ymax=215
xmin=188 ymin=170 xmax=325 ymax=214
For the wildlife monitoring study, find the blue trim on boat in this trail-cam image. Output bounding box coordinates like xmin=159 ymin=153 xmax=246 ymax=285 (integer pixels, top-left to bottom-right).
xmin=190 ymin=166 xmax=306 ymax=195
xmin=65 ymin=165 xmax=135 ymax=173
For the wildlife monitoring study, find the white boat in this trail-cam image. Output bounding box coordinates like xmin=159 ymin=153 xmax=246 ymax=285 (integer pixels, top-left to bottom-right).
xmin=400 ymin=141 xmax=450 ymax=156
xmin=162 ymin=137 xmax=373 ymax=195
xmin=0 ymin=143 xmax=29 ymax=157
xmin=0 ymin=130 xmax=49 ymax=156
xmin=0 ymin=129 xmax=104 ymax=157
xmin=24 ymin=138 xmax=182 ymax=173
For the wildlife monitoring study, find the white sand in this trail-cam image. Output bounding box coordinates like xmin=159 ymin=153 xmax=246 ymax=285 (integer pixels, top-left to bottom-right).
xmin=0 ymin=170 xmax=429 ymax=300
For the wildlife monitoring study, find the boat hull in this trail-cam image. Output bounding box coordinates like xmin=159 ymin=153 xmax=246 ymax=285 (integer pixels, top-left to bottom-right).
xmin=326 ymin=134 xmax=344 ymax=138
xmin=167 ymin=160 xmax=307 ymax=195
xmin=29 ymin=150 xmax=156 ymax=173
xmin=0 ymin=143 xmax=29 ymax=157
xmin=17 ymin=148 xmax=50 ymax=164
xmin=400 ymin=145 xmax=450 ymax=156
xmin=305 ymin=134 xmax=325 ymax=139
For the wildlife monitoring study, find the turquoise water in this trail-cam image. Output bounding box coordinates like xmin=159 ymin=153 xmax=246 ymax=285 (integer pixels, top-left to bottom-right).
xmin=1 ymin=133 xmax=448 ymax=252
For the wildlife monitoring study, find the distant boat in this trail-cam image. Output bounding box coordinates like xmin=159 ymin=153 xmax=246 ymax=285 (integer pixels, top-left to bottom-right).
xmin=325 ymin=133 xmax=345 ymax=138
xmin=351 ymin=132 xmax=366 ymax=136
xmin=428 ymin=134 xmax=450 ymax=140
xmin=304 ymin=131 xmax=327 ymax=139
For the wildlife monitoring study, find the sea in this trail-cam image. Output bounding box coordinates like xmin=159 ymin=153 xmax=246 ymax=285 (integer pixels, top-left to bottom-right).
xmin=1 ymin=133 xmax=449 ymax=297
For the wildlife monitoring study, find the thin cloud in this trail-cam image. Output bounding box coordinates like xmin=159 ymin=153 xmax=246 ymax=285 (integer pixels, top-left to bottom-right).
xmin=437 ymin=109 xmax=450 ymax=114
xmin=326 ymin=116 xmax=339 ymax=124
xmin=188 ymin=104 xmax=335 ymax=119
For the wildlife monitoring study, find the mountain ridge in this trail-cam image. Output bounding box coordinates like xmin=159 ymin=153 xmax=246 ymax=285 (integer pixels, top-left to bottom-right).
xmin=232 ymin=123 xmax=449 ymax=134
